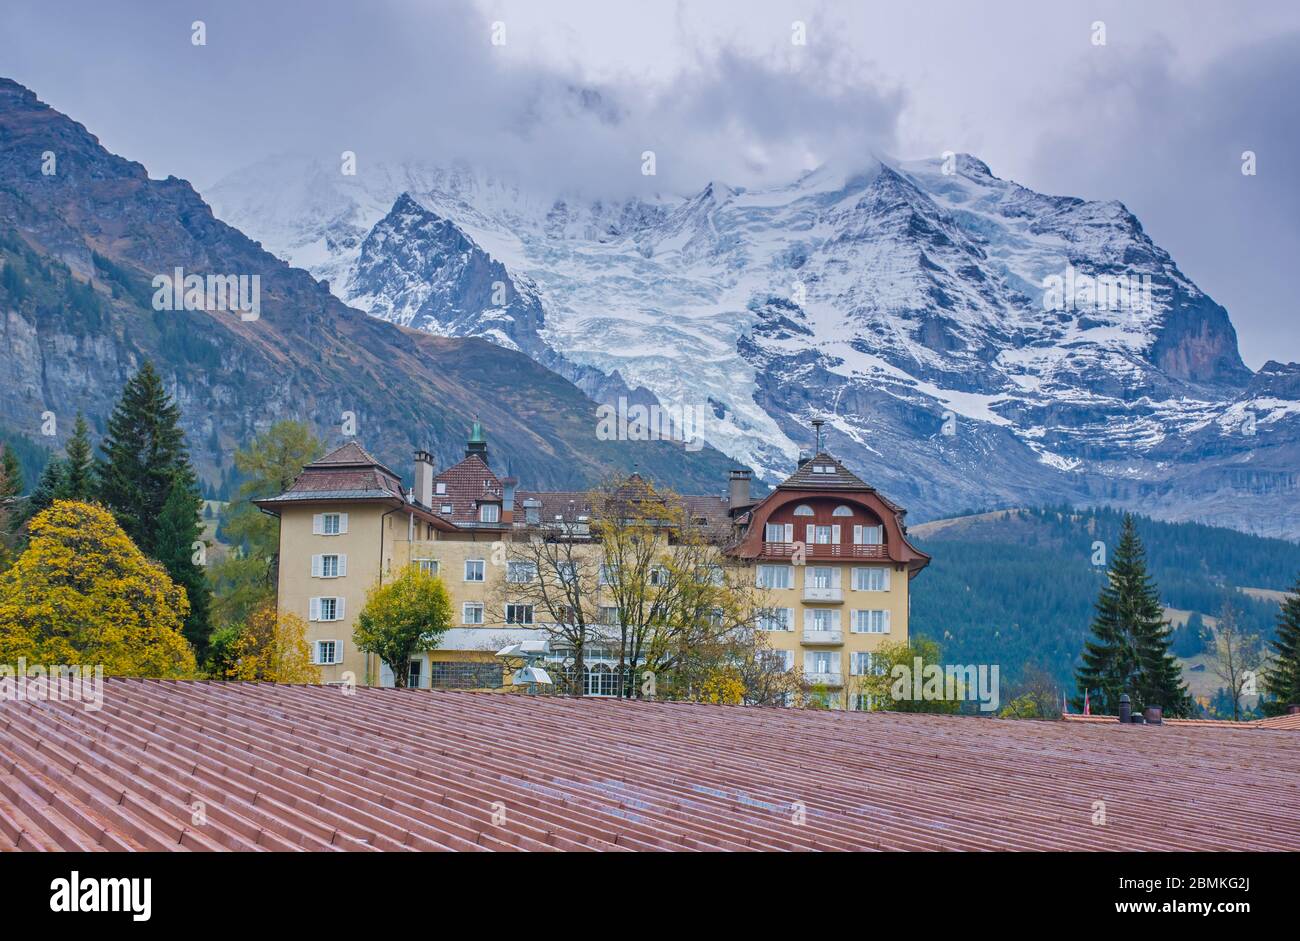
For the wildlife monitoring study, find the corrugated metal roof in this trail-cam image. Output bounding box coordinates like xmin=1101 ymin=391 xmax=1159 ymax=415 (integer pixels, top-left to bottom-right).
xmin=2 ymin=679 xmax=1296 ymax=851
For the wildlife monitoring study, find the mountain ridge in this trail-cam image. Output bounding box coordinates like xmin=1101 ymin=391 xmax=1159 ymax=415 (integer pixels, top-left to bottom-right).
xmin=208 ymin=149 xmax=1300 ymax=535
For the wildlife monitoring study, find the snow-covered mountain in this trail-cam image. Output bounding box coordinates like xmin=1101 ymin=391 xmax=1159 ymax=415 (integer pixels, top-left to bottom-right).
xmin=207 ymin=155 xmax=1300 ymax=536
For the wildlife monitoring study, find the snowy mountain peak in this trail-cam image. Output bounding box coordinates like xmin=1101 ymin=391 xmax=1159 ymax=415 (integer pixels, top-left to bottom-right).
xmin=207 ymin=153 xmax=1299 ymax=536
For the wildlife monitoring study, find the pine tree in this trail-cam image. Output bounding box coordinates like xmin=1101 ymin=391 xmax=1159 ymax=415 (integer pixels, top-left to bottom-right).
xmin=0 ymin=444 xmax=22 ymax=502
xmin=155 ymin=472 xmax=212 ymax=657
xmin=26 ymin=458 xmax=66 ymax=521
xmin=62 ymin=412 xmax=94 ymax=501
xmin=1262 ymin=575 xmax=1300 ymax=716
xmin=1075 ymin=515 xmax=1191 ymax=716
xmin=0 ymin=443 xmax=24 ymax=560
xmin=96 ymin=361 xmax=194 ymax=555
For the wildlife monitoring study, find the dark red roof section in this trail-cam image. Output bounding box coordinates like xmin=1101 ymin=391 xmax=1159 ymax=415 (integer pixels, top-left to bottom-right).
xmin=1 ymin=679 xmax=1296 ymax=851
xmin=432 ymin=454 xmax=507 ymax=527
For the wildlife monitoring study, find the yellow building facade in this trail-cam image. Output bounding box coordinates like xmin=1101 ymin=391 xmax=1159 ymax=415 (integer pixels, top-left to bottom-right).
xmin=257 ymin=428 xmax=929 ymax=708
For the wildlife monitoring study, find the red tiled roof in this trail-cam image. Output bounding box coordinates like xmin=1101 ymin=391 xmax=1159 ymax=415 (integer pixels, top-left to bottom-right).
xmin=2 ymin=679 xmax=1298 ymax=852
xmin=256 ymin=442 xmax=406 ymax=506
xmin=432 ymin=454 xmax=505 ymax=526
xmin=1065 ymin=712 xmax=1300 ymax=730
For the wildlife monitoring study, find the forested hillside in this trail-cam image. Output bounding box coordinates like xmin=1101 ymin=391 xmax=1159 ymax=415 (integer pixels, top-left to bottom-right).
xmin=910 ymin=506 xmax=1300 ymax=686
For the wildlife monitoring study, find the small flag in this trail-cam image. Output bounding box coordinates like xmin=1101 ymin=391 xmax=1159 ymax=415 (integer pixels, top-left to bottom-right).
xmin=1062 ymin=693 xmax=1068 ymax=715
xmin=1084 ymin=690 xmax=1091 ymax=716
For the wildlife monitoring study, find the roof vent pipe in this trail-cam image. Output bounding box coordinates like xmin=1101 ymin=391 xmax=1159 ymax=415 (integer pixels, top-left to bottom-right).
xmin=1118 ymin=694 xmax=1131 ymax=724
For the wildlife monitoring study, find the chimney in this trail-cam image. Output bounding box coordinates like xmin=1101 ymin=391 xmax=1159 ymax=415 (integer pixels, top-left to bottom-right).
xmin=413 ymin=450 xmax=434 ymax=508
xmin=502 ymin=476 xmax=517 ymax=522
xmin=796 ymin=449 xmax=813 ymax=469
xmin=1143 ymin=706 xmax=1163 ymax=725
xmin=728 ymin=469 xmax=751 ymax=510
xmin=1118 ymin=693 xmax=1131 ymax=724
xmin=1289 ymin=704 xmax=1300 ymax=715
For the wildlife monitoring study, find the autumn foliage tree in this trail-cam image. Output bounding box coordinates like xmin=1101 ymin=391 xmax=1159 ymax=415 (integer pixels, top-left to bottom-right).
xmin=354 ymin=564 xmax=452 ymax=688
xmin=223 ymin=603 xmax=318 ymax=683
xmin=0 ymin=500 xmax=195 ymax=676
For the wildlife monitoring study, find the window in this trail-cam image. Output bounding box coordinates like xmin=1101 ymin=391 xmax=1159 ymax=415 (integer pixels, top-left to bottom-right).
xmin=525 ymin=506 xmax=540 ymax=525
xmin=804 ymin=650 xmax=839 ymax=674
xmin=850 ymin=651 xmax=875 ymax=676
xmin=441 ymin=503 xmax=454 ymax=514
xmin=756 ymin=564 xmax=793 ymax=589
xmin=313 ymin=639 xmax=341 ymax=665
xmin=849 ymin=694 xmax=873 ymax=711
xmin=507 ymin=561 xmax=536 ymax=583
xmin=758 ymin=607 xmax=793 ymax=632
xmin=805 ymin=608 xmax=839 ymax=632
xmin=415 ymin=558 xmax=439 ymax=576
xmin=851 ymin=609 xmax=891 ymax=634
xmin=832 ymin=505 xmax=854 ymax=517
xmin=812 ymin=464 xmax=834 ymax=474
xmin=506 ymin=604 xmax=534 ymax=625
xmin=696 ymin=564 xmax=722 ymax=585
xmin=464 ymin=559 xmax=485 ymax=582
xmin=598 ymin=606 xmax=620 ymax=626
xmin=430 ymin=662 xmax=503 ymax=689
xmin=599 ymin=564 xmax=617 ymax=585
xmin=310 ymin=597 xmax=344 ymax=622
xmin=812 ymin=525 xmax=833 ymax=544
xmin=807 ymin=566 xmax=835 ymax=588
xmin=479 ymin=503 xmax=500 ymax=523
xmin=765 ymin=522 xmax=792 ymax=542
xmin=558 ymin=561 xmax=578 ymax=584
xmin=408 ymin=660 xmax=423 ymax=689
xmin=463 ymin=602 xmax=484 ymax=625
xmin=853 ymin=524 xmax=883 ymax=545
xmin=435 ymin=482 xmax=447 ymax=495
xmin=852 ymin=566 xmax=889 ymax=591
xmin=792 ymin=504 xmax=814 ymax=516
xmin=314 ymin=512 xmax=347 ymax=535
xmin=760 ymin=649 xmax=794 ymax=672
xmin=312 ymin=554 xmax=345 ymax=578
xmin=649 ymin=565 xmax=668 ymax=587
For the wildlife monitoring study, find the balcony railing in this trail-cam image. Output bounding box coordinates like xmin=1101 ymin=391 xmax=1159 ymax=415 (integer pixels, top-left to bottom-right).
xmin=762 ymin=542 xmax=888 ymax=560
xmin=803 ymin=585 xmax=843 ymax=603
xmin=804 ymin=671 xmax=844 ymax=688
xmin=802 ymin=628 xmax=843 ymax=645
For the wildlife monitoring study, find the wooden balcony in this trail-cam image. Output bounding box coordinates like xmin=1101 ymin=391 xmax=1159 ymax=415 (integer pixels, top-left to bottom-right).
xmin=761 ymin=542 xmax=888 ymax=561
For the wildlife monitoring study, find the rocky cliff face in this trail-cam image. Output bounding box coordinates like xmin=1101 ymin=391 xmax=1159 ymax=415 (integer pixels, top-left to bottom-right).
xmin=208 ymin=149 xmax=1300 ymax=536
xmin=0 ymin=78 xmax=740 ymax=494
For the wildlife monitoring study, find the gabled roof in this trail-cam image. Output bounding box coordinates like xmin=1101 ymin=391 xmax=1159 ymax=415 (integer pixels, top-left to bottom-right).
xmin=431 ymin=454 xmax=507 ymax=527
xmin=776 ymin=452 xmax=904 ymax=514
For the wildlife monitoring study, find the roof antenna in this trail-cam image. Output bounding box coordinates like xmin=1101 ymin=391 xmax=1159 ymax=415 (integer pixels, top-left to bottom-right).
xmin=811 ymin=417 xmax=825 ymax=453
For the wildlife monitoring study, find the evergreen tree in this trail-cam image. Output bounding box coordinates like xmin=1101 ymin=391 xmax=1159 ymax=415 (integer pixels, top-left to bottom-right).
xmin=96 ymin=361 xmax=194 ymax=555
xmin=1075 ymin=515 xmax=1192 ymax=716
xmin=1262 ymin=575 xmax=1300 ymax=716
xmin=155 ymin=472 xmax=212 ymax=657
xmin=0 ymin=444 xmax=22 ymax=501
xmin=62 ymin=412 xmax=94 ymax=501
xmin=26 ymin=458 xmax=66 ymax=521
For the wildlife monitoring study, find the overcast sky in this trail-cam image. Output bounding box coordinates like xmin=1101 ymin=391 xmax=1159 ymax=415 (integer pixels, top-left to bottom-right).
xmin=3 ymin=0 xmax=1297 ymax=367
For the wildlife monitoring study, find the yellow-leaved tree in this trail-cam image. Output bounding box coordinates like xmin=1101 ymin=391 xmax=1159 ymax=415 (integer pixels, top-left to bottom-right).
xmin=226 ymin=603 xmax=319 ymax=683
xmin=0 ymin=500 xmax=196 ymax=676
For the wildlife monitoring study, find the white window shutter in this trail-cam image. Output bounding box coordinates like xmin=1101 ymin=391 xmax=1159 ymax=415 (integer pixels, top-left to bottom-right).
xmin=310 ymin=641 xmax=319 ymax=665
xmin=338 ymin=513 xmax=349 ymax=534
xmin=831 ymin=568 xmax=842 ymax=589
xmin=805 ymin=524 xmax=814 ymax=544
xmin=883 ymin=610 xmax=891 ymax=634
xmin=337 ymin=554 xmax=347 ymax=577
xmin=803 ymin=609 xmax=814 ymax=631
xmin=336 ymin=597 xmax=346 ymax=621
xmin=784 ymin=523 xmax=793 ymax=542
xmin=311 ymin=555 xmax=322 ymax=577
xmin=852 ymin=524 xmax=861 ymax=544
xmin=312 ymin=514 xmax=324 ymax=535
xmin=334 ymin=642 xmax=344 ymax=664
xmin=831 ymin=609 xmax=841 ymax=630
xmin=309 ymin=598 xmax=321 ymax=621
xmin=832 ymin=525 xmax=841 ymax=544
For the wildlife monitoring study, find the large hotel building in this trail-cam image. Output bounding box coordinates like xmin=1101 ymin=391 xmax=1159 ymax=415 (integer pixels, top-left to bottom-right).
xmin=256 ymin=424 xmax=929 ymax=708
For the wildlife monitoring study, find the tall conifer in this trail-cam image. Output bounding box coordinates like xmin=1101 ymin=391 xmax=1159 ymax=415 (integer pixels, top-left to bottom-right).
xmin=1075 ymin=515 xmax=1191 ymax=716
xmin=1262 ymin=575 xmax=1300 ymax=716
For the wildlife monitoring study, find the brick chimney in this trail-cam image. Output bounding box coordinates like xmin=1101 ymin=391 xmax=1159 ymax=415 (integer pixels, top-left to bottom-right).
xmin=413 ymin=450 xmax=435 ymax=508
xmin=728 ymin=469 xmax=751 ymax=510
